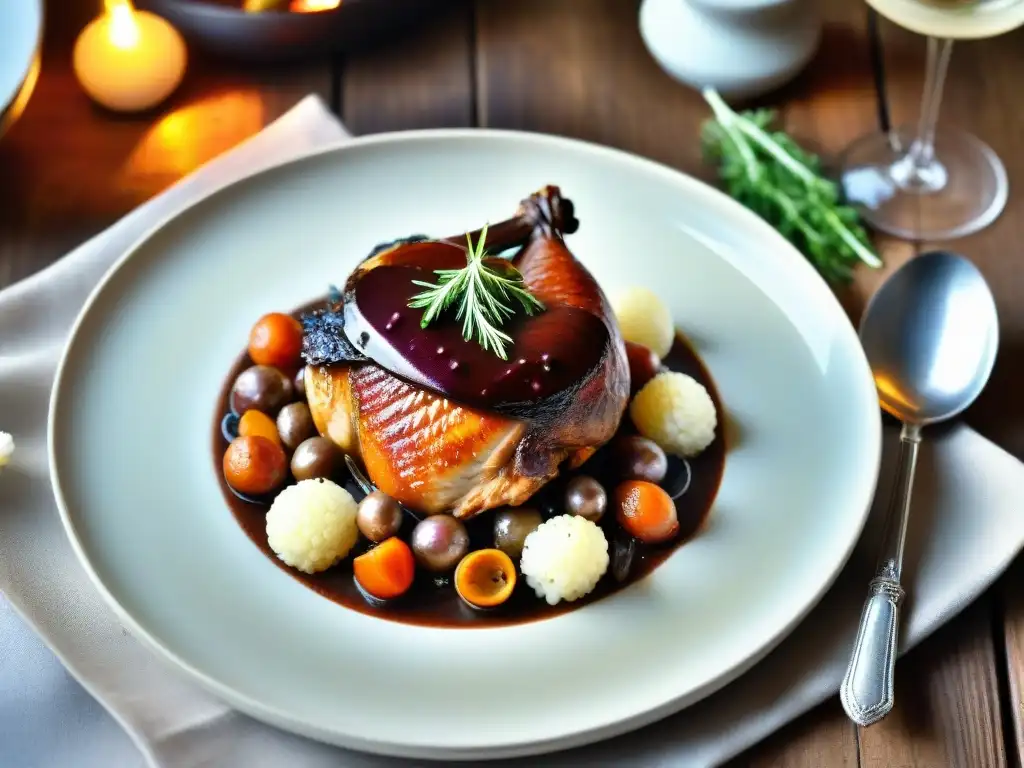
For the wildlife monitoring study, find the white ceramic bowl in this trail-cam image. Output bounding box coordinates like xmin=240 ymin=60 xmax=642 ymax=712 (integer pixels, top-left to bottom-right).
xmin=49 ymin=130 xmax=881 ymax=760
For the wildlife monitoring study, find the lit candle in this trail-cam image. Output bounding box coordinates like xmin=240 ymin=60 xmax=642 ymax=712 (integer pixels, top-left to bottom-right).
xmin=73 ymin=0 xmax=187 ymax=113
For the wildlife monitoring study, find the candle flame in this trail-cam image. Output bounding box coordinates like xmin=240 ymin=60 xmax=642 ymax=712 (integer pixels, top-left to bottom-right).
xmin=104 ymin=0 xmax=141 ymax=49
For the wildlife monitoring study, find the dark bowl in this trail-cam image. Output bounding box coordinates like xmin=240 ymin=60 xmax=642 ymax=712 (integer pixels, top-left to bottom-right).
xmin=137 ymin=0 xmax=451 ymax=61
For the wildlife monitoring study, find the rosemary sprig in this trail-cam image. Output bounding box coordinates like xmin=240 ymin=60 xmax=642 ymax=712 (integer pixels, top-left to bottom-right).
xmin=700 ymin=87 xmax=881 ymax=284
xmin=407 ymin=224 xmax=544 ymax=360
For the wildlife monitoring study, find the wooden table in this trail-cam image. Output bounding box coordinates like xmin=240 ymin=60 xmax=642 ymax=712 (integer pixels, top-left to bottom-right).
xmin=2 ymin=1 xmax=1022 ymax=764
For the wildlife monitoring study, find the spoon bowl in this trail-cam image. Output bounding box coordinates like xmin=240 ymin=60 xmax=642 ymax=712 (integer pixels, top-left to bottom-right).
xmin=841 ymin=249 xmax=998 ymax=728
xmin=859 ymin=250 xmax=999 ymax=424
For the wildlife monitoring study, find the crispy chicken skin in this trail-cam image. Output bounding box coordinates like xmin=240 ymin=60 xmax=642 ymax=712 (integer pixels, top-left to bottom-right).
xmin=304 ymin=188 xmax=628 ymax=518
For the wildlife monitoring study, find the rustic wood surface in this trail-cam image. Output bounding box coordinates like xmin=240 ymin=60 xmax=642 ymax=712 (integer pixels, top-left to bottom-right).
xmin=2 ymin=1 xmax=1023 ymax=765
xmin=0 ymin=2 xmax=333 ymax=287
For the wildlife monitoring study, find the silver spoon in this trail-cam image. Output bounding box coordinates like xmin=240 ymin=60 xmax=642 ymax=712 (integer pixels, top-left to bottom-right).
xmin=839 ymin=250 xmax=998 ymax=727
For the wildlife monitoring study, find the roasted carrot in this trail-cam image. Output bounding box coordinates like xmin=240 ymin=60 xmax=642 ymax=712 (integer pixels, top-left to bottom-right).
xmin=222 ymin=435 xmax=287 ymax=496
xmin=238 ymin=409 xmax=281 ymax=446
xmin=455 ymin=549 xmax=516 ymax=608
xmin=353 ymin=537 xmax=416 ymax=600
xmin=614 ymin=480 xmax=679 ymax=544
xmin=248 ymin=312 xmax=303 ymax=370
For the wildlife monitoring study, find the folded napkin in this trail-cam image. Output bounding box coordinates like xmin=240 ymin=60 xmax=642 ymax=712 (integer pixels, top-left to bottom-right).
xmin=3 ymin=96 xmax=1024 ymax=768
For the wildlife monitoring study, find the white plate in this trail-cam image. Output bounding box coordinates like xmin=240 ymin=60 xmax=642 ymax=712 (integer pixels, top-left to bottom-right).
xmin=0 ymin=0 xmax=42 ymax=133
xmin=49 ymin=130 xmax=881 ymax=760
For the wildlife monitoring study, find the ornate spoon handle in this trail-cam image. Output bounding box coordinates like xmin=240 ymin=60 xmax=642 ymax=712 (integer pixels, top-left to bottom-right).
xmin=840 ymin=422 xmax=921 ymax=726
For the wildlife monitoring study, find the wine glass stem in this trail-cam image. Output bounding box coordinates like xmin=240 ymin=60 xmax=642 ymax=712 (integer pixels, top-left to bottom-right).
xmin=892 ymin=37 xmax=954 ymax=192
xmin=913 ymin=37 xmax=953 ymax=167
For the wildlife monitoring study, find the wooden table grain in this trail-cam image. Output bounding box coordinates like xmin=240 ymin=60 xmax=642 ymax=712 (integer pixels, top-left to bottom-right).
xmin=2 ymin=1 xmax=1023 ymax=765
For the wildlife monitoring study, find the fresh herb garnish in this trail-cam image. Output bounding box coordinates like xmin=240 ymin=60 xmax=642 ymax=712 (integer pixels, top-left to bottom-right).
xmin=700 ymin=87 xmax=881 ymax=284
xmin=407 ymin=224 xmax=545 ymax=360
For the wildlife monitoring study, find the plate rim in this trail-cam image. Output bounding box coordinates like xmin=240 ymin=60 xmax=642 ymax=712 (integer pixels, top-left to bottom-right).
xmin=48 ymin=127 xmax=882 ymax=759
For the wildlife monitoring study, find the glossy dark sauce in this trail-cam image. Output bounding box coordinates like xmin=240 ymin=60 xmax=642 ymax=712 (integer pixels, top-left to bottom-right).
xmin=345 ymin=240 xmax=610 ymax=413
xmin=214 ymin=301 xmax=726 ymax=628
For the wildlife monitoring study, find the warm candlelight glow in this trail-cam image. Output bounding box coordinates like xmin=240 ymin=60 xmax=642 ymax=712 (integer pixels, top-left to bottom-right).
xmin=874 ymin=372 xmax=920 ymax=415
xmin=122 ymin=91 xmax=265 ymax=182
xmin=289 ymin=0 xmax=342 ymax=12
xmin=73 ymin=1 xmax=187 ymax=112
xmin=240 ymin=0 xmax=340 ymax=14
xmin=242 ymin=0 xmax=288 ymax=11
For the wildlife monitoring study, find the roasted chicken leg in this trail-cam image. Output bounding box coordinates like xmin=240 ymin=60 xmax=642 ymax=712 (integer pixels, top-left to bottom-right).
xmin=302 ymin=187 xmax=629 ymax=518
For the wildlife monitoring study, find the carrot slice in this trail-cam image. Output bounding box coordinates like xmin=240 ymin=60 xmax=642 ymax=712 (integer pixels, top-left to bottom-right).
xmin=614 ymin=480 xmax=679 ymax=544
xmin=223 ymin=435 xmax=287 ymax=496
xmin=353 ymin=537 xmax=416 ymax=600
xmin=238 ymin=409 xmax=281 ymax=446
xmin=455 ymin=549 xmax=517 ymax=608
xmin=248 ymin=312 xmax=303 ymax=370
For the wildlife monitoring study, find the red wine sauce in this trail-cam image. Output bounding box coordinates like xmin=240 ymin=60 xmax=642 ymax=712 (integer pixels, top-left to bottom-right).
xmin=213 ymin=303 xmax=726 ymax=628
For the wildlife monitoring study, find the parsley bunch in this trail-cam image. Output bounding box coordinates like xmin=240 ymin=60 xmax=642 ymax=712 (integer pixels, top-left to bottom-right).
xmin=700 ymin=87 xmax=881 ymax=284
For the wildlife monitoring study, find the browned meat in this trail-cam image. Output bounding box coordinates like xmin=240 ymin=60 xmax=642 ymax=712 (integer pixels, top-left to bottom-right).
xmin=303 ymin=187 xmax=629 ymax=518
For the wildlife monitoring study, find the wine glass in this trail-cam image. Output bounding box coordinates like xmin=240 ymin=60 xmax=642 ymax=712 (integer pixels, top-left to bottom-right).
xmin=839 ymin=0 xmax=1024 ymax=240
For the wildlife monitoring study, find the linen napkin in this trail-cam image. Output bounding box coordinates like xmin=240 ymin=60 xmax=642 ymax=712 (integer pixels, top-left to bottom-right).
xmin=2 ymin=95 xmax=1024 ymax=768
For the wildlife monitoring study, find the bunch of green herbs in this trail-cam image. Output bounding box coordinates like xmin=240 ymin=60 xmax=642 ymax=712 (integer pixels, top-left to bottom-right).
xmin=700 ymin=87 xmax=881 ymax=284
xmin=408 ymin=223 xmax=544 ymax=360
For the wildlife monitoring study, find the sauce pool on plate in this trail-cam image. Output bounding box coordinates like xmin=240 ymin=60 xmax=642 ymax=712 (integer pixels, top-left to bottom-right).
xmin=213 ymin=298 xmax=726 ymax=628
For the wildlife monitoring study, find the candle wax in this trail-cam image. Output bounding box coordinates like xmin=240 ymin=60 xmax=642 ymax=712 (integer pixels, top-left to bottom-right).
xmin=73 ymin=7 xmax=187 ymax=113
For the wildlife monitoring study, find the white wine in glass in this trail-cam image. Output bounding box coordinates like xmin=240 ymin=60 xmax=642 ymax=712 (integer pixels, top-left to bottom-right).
xmin=840 ymin=0 xmax=1024 ymax=240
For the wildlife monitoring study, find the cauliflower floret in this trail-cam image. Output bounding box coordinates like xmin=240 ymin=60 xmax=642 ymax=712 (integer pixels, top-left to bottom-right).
xmin=266 ymin=478 xmax=359 ymax=574
xmin=520 ymin=514 xmax=609 ymax=605
xmin=630 ymin=371 xmax=717 ymax=457
xmin=611 ymin=286 xmax=674 ymax=359
xmin=0 ymin=432 xmax=13 ymax=469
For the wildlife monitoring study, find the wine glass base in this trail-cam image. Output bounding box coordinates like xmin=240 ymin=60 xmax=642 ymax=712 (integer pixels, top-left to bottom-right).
xmin=839 ymin=125 xmax=1008 ymax=241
